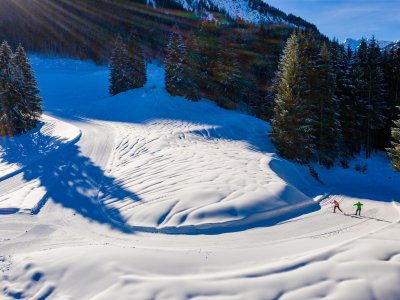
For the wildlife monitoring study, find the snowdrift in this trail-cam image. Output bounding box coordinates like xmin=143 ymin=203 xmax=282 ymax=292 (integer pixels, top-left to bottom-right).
xmin=87 ymin=63 xmax=320 ymax=231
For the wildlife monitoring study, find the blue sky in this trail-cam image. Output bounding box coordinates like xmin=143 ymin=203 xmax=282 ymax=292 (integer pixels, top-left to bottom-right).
xmin=266 ymin=0 xmax=400 ymax=41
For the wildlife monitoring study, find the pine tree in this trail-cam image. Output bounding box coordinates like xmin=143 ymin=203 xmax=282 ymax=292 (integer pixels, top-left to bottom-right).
xmin=0 ymin=41 xmax=18 ymax=136
xmin=165 ymin=26 xmax=200 ymax=101
xmin=387 ymin=107 xmax=400 ymax=171
xmin=348 ymin=38 xmax=387 ymax=158
xmin=331 ymin=42 xmax=354 ymax=161
xmin=345 ymin=45 xmax=365 ymax=155
xmin=182 ymin=29 xmax=201 ymax=101
xmin=109 ymin=36 xmax=133 ymax=96
xmin=299 ymin=31 xmax=322 ymax=160
xmin=0 ymin=42 xmax=9 ymax=135
xmin=271 ymin=32 xmax=315 ymax=164
xmin=213 ymin=44 xmax=242 ymax=108
xmin=165 ymin=26 xmax=187 ymax=97
xmin=364 ymin=38 xmax=387 ymax=157
xmin=314 ymin=43 xmax=340 ymax=167
xmin=382 ymin=47 xmax=400 ymax=149
xmin=12 ymin=44 xmax=43 ymax=130
xmin=127 ymin=30 xmax=146 ymax=88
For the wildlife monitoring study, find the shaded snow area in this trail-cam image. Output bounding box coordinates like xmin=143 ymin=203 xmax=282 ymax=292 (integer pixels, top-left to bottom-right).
xmin=0 ymin=115 xmax=80 ymax=213
xmin=1 ymin=57 xmax=400 ymax=300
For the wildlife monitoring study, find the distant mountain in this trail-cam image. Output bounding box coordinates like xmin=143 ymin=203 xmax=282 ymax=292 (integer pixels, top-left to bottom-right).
xmin=342 ymin=38 xmax=393 ymax=51
xmin=383 ymin=41 xmax=400 ymax=52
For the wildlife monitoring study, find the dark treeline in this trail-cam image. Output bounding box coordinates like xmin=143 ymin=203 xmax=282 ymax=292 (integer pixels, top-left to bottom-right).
xmin=0 ymin=0 xmax=316 ymax=62
xmin=0 ymin=41 xmax=42 ymax=136
xmin=163 ymin=22 xmax=292 ymax=116
xmin=271 ymin=31 xmax=400 ymax=169
xmin=109 ymin=33 xmax=147 ymax=95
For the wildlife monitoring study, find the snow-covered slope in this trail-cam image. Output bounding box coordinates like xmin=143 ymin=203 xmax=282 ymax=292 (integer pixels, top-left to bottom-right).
xmin=91 ymin=65 xmax=322 ymax=231
xmin=1 ymin=57 xmax=400 ymax=300
xmin=0 ymin=57 xmax=320 ymax=230
xmin=149 ymin=0 xmax=288 ymax=24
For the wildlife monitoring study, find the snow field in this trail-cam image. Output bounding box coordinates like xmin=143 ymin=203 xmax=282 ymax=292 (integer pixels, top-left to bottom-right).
xmin=1 ymin=57 xmax=400 ymax=300
xmin=98 ymin=119 xmax=313 ymax=230
xmin=0 ymin=115 xmax=81 ymax=213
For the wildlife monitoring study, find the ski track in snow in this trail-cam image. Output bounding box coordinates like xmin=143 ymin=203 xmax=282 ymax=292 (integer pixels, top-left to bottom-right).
xmin=1 ymin=57 xmax=400 ymax=300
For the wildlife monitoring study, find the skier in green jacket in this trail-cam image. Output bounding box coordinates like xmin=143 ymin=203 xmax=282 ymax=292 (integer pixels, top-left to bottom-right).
xmin=354 ymin=201 xmax=364 ymax=216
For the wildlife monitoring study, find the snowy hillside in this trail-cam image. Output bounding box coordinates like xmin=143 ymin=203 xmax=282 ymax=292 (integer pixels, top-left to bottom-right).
xmin=149 ymin=0 xmax=292 ymax=25
xmin=1 ymin=57 xmax=400 ymax=299
xmin=0 ymin=57 xmax=321 ymax=231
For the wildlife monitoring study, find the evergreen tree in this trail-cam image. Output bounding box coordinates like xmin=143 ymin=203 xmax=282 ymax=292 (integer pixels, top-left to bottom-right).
xmin=382 ymin=47 xmax=400 ymax=149
xmin=12 ymin=44 xmax=42 ymax=130
xmin=213 ymin=44 xmax=242 ymax=108
xmin=109 ymin=36 xmax=133 ymax=96
xmin=271 ymin=32 xmax=342 ymax=167
xmin=387 ymin=107 xmax=400 ymax=172
xmin=345 ymin=45 xmax=365 ymax=155
xmin=348 ymin=38 xmax=387 ymax=158
xmin=271 ymin=32 xmax=315 ymax=164
xmin=299 ymin=31 xmax=322 ymax=159
xmin=182 ymin=29 xmax=201 ymax=101
xmin=0 ymin=42 xmax=43 ymax=136
xmin=0 ymin=41 xmax=18 ymax=136
xmin=164 ymin=26 xmax=187 ymax=97
xmin=314 ymin=43 xmax=340 ymax=167
xmin=165 ymin=26 xmax=200 ymax=101
xmin=331 ymin=42 xmax=355 ymax=161
xmin=127 ymin=30 xmax=146 ymax=88
xmin=364 ymin=38 xmax=387 ymax=157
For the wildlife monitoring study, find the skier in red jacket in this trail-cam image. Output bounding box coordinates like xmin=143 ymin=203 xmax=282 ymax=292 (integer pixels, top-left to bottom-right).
xmin=332 ymin=199 xmax=343 ymax=213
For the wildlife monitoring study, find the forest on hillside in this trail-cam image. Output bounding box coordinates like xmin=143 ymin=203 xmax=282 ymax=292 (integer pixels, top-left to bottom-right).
xmin=0 ymin=0 xmax=320 ymax=119
xmin=270 ymin=32 xmax=400 ymax=170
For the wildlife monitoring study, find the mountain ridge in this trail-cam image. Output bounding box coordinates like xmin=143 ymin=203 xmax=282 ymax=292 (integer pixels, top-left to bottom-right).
xmin=147 ymin=0 xmax=318 ymax=30
xmin=342 ymin=37 xmax=395 ymax=51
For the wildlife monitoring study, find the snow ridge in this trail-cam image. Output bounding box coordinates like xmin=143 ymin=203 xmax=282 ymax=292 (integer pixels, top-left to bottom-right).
xmin=342 ymin=38 xmax=394 ymax=51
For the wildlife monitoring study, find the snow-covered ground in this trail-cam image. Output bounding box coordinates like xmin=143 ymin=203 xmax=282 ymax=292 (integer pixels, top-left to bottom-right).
xmin=1 ymin=57 xmax=399 ymax=300
xmin=0 ymin=115 xmax=80 ymax=214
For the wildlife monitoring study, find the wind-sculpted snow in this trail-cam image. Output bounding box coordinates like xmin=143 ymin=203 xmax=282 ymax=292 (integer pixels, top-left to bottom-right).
xmin=1 ymin=57 xmax=400 ymax=300
xmin=99 ymin=120 xmax=312 ymax=230
xmin=81 ymin=64 xmax=317 ymax=231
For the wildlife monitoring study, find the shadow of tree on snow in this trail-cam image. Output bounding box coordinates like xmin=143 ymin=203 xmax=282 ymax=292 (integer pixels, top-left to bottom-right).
xmin=0 ymin=125 xmax=140 ymax=233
